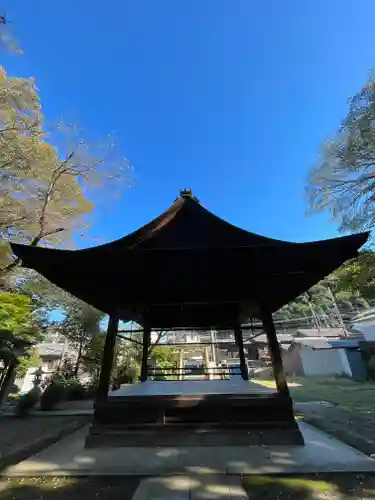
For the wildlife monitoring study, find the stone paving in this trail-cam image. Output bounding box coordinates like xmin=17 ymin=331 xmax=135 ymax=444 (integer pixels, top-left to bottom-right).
xmin=4 ymin=421 xmax=375 ymax=476
xmin=132 ymin=475 xmax=247 ymax=500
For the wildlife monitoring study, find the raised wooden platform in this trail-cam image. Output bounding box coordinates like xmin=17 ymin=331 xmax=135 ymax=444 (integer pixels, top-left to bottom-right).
xmin=108 ymin=379 xmax=270 ymax=397
xmin=86 ymin=380 xmax=303 ymax=447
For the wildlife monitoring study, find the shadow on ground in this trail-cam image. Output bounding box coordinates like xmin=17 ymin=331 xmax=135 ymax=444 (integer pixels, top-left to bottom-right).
xmin=1 ymin=473 xmax=375 ymax=500
xmin=243 ymin=473 xmax=375 ymax=499
xmin=0 ymin=476 xmax=140 ymax=500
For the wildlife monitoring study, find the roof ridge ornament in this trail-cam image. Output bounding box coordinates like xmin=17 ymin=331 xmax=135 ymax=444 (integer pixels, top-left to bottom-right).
xmin=179 ymin=189 xmax=200 ymax=203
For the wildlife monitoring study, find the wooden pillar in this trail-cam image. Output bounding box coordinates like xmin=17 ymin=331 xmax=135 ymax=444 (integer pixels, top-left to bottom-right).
xmin=261 ymin=309 xmax=290 ymax=398
xmin=234 ymin=325 xmax=249 ymax=380
xmin=140 ymin=325 xmax=151 ymax=382
xmin=97 ymin=313 xmax=119 ymax=401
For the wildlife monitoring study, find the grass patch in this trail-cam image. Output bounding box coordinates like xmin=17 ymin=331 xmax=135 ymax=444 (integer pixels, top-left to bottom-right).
xmin=253 ymin=380 xmax=301 ymax=389
xmin=254 ymin=376 xmax=375 ymax=453
xmin=242 ymin=473 xmax=375 ymax=499
xmin=0 ymin=477 xmax=140 ymax=500
xmin=254 ymin=376 xmax=375 ymax=420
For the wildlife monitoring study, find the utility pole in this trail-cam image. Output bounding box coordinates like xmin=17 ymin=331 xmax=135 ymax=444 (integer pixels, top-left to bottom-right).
xmin=327 ymin=286 xmax=347 ymax=337
xmin=210 ymin=330 xmax=217 ymax=365
xmin=308 ymin=302 xmax=320 ymax=331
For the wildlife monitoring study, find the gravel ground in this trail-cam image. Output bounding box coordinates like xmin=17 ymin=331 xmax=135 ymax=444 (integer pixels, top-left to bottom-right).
xmin=0 ymin=416 xmax=90 ymax=468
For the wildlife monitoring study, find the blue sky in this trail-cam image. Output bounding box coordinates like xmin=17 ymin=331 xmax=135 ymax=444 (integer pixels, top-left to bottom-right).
xmin=3 ymin=0 xmax=375 ymax=245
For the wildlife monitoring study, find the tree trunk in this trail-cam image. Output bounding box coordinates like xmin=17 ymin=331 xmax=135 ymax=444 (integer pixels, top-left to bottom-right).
xmin=0 ymin=362 xmax=16 ymax=406
xmin=74 ymin=339 xmax=83 ymax=377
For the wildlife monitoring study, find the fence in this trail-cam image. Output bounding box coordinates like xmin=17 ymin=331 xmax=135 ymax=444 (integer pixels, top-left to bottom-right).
xmin=148 ymin=364 xmax=254 ymax=380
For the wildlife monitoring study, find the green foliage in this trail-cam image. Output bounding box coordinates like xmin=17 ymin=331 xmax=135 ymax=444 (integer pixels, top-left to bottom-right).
xmin=82 ymin=333 xmax=105 ymax=381
xmin=331 ymin=251 xmax=375 ymax=299
xmin=113 ymin=337 xmax=178 ymax=384
xmin=0 ymin=291 xmax=33 ymax=332
xmin=84 ymin=380 xmax=99 ymax=399
xmin=40 ymin=381 xmax=65 ymax=411
xmin=0 ymin=290 xmax=42 ymax=380
xmin=56 ymin=303 xmax=105 ymax=376
xmin=113 ymin=364 xmax=140 ymax=385
xmin=16 ymin=348 xmax=41 ymax=379
xmin=15 ymin=387 xmax=40 ymax=417
xmin=17 ymin=273 xmax=79 ymax=319
xmin=64 ymin=379 xmax=87 ymax=401
xmin=276 ymin=255 xmax=374 ymax=322
xmin=0 ymin=329 xmax=33 ymax=368
xmin=59 ymin=303 xmax=104 ymax=347
xmin=306 ymin=70 xmax=375 ymax=232
xmin=151 ymin=346 xmax=178 ymax=366
xmin=150 ymin=346 xmax=179 ymax=380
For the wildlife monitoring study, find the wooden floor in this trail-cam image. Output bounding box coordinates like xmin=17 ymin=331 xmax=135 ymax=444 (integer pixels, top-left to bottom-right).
xmin=109 ymin=379 xmax=275 ymax=397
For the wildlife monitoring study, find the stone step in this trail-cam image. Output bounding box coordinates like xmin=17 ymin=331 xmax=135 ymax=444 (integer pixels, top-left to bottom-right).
xmin=85 ymin=426 xmax=304 ymax=447
xmin=91 ymin=420 xmax=297 ymax=430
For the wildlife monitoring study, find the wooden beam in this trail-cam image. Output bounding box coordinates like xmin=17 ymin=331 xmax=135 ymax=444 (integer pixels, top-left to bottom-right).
xmin=140 ymin=325 xmax=151 ymax=382
xmin=234 ymin=325 xmax=249 ymax=380
xmin=97 ymin=313 xmax=119 ymax=401
xmin=261 ymin=309 xmax=290 ymax=398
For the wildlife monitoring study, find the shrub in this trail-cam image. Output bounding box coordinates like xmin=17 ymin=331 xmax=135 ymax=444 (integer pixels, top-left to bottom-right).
xmin=40 ymin=381 xmax=65 ymax=410
xmin=65 ymin=380 xmax=87 ymax=401
xmin=114 ymin=365 xmax=140 ymax=385
xmin=15 ymin=387 xmax=41 ymax=417
xmin=84 ymin=381 xmax=98 ymax=399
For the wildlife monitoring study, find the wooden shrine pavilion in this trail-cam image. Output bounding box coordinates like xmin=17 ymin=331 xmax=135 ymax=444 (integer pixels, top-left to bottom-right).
xmin=11 ymin=189 xmax=369 ymax=446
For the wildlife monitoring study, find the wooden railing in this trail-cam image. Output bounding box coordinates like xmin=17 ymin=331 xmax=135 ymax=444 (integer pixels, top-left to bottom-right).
xmin=147 ymin=364 xmax=254 ymax=380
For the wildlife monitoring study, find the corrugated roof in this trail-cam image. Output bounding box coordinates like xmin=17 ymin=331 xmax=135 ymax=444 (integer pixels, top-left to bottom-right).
xmin=253 ymin=333 xmax=294 ymax=344
xmin=293 ymin=337 xmax=362 ymax=349
xmin=36 ymin=343 xmax=66 ymax=357
xmin=297 ymin=328 xmax=345 ymax=338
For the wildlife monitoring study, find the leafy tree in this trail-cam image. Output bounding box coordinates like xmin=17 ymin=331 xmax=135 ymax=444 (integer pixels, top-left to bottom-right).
xmin=150 ymin=345 xmax=179 ymax=378
xmin=331 ymin=250 xmax=375 ymax=300
xmin=0 ymin=329 xmax=32 ymax=364
xmin=16 ymin=347 xmax=41 ymax=379
xmin=276 ymin=259 xmax=373 ymax=325
xmin=306 ymin=70 xmax=375 ymax=232
xmin=0 ymin=329 xmax=33 ymax=403
xmin=113 ymin=332 xmax=177 ymax=383
xmin=0 ymin=290 xmax=42 ymax=342
xmin=82 ymin=333 xmax=106 ymax=381
xmin=15 ymin=272 xmax=80 ymax=326
xmin=56 ymin=302 xmax=105 ymax=376
xmin=0 ymin=290 xmax=33 ymax=332
xmin=0 ymin=290 xmax=42 ymax=388
xmin=0 ymin=66 xmax=131 ymax=276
